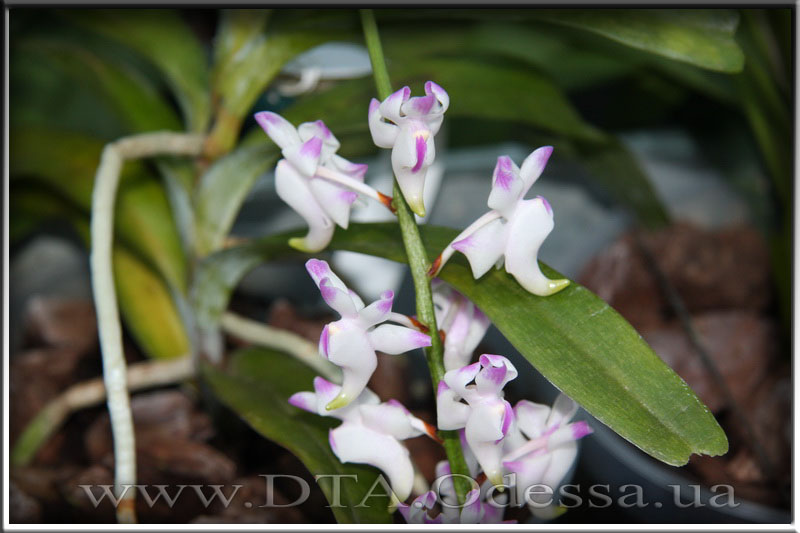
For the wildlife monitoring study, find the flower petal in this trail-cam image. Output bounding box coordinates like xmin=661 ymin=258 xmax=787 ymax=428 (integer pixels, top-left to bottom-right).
xmin=328 ymin=154 xmax=368 ymax=181
xmin=357 ymin=290 xmax=394 ymax=327
xmin=436 ymin=381 xmax=470 ymax=430
xmin=283 ymin=136 xmax=323 ymax=177
xmin=425 ymin=80 xmax=450 ymax=114
xmin=254 ymin=111 xmax=301 ymax=150
xmin=443 ymin=361 xmax=482 ymax=399
xmin=319 ymin=279 xmax=358 ymax=318
xmin=546 ymin=393 xmax=579 ymax=429
xmin=451 ymin=217 xmax=508 ymax=279
xmin=305 ymin=258 xmax=350 ymax=294
xmin=368 ymin=98 xmax=399 ymax=149
xmin=358 ymin=401 xmax=422 ymax=440
xmin=513 ymin=399 xmax=551 ymax=440
xmin=465 ymin=400 xmax=509 ymax=485
xmin=518 ymin=146 xmax=553 ymax=196
xmin=308 ymin=177 xmax=357 ymax=229
xmin=503 ymin=450 xmax=550 ymax=506
xmin=504 ymin=197 xmax=569 ymax=296
xmin=475 ymin=354 xmax=518 ymax=396
xmin=276 ymin=160 xmax=333 ymax=252
xmin=487 ymin=156 xmax=524 ymax=214
xmin=325 ymin=325 xmax=377 ymax=409
xmin=287 ymin=391 xmax=316 ymax=413
xmin=297 ymin=119 xmax=340 ymax=161
xmin=329 ymin=423 xmax=415 ymax=501
xmin=367 ymin=324 xmax=431 ymax=355
xmin=391 ymin=123 xmax=433 ymax=217
xmin=378 ymin=86 xmax=411 ymax=123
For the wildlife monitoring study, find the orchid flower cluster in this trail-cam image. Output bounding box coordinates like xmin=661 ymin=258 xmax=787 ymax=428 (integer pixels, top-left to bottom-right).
xmin=256 ymin=81 xmax=590 ymax=523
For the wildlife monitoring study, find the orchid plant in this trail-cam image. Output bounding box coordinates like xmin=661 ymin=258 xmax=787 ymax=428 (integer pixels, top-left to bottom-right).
xmin=12 ymin=7 xmax=756 ymax=526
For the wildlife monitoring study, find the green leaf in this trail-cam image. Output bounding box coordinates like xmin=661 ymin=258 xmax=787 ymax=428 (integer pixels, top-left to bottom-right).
xmin=195 ymin=223 xmax=727 ymax=466
xmin=10 ymin=187 xmax=190 ymax=360
xmin=205 ymin=11 xmax=354 ymax=158
xmin=194 ymin=144 xmax=278 ymax=256
xmin=202 ymin=347 xmax=393 ymax=523
xmin=64 ymin=9 xmax=211 ymax=132
xmin=211 ymin=9 xmax=272 ymax=89
xmin=11 ymin=126 xmax=188 ymax=292
xmin=16 ymin=37 xmax=182 ymax=133
xmin=395 ymin=58 xmax=606 ymax=142
xmin=531 ymin=9 xmax=744 ymax=73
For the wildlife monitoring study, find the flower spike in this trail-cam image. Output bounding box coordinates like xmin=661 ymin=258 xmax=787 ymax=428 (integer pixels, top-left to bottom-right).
xmin=255 ymin=111 xmax=393 ymax=252
xmin=368 ymin=81 xmax=449 ymax=217
xmin=429 ymin=147 xmax=570 ymax=296
xmin=305 ymin=259 xmax=431 ymax=409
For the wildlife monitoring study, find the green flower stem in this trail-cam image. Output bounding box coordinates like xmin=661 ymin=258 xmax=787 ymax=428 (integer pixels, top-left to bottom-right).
xmin=360 ymin=9 xmax=472 ymax=505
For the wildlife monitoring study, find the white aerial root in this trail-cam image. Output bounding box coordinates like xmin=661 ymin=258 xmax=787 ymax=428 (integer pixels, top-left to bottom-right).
xmin=90 ymin=132 xmax=204 ymax=523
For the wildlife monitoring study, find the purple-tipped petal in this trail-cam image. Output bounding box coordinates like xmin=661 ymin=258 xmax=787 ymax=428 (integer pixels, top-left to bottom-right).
xmin=300 ymin=136 xmax=322 ymax=158
xmin=313 ymin=376 xmax=338 ymax=398
xmin=571 ymin=420 xmax=593 ymax=440
xmin=254 ymin=111 xmax=301 ymax=150
xmin=367 ymin=324 xmax=431 ymax=355
xmin=493 ymin=156 xmax=515 ymax=191
xmin=519 ymin=146 xmax=553 ymax=194
xmin=451 ymin=236 xmax=474 ymax=253
xmin=357 ymin=290 xmax=394 ymax=327
xmin=288 ymin=391 xmax=316 ymax=412
xmin=319 ymin=278 xmax=358 ymax=318
xmin=305 ymin=258 xmax=331 ymax=280
xmin=450 ymin=217 xmax=507 ymax=280
xmin=487 ymin=156 xmax=524 ymax=214
xmin=425 ymin=80 xmax=450 ymax=111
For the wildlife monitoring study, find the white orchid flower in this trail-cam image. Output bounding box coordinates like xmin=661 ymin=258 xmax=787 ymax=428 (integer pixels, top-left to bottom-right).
xmin=431 ymin=279 xmax=490 ymax=372
xmin=305 ymin=259 xmax=431 ymax=410
xmin=502 ymin=394 xmax=592 ymax=519
xmin=255 ymin=111 xmax=393 ymax=252
xmin=289 ymin=377 xmax=438 ymax=501
xmin=429 ymin=148 xmax=569 ymax=296
xmin=368 ymin=81 xmax=449 ymax=217
xmin=436 ymin=354 xmax=518 ymax=485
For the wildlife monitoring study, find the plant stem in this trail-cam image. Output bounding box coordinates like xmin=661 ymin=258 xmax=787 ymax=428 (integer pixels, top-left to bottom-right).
xmin=360 ymin=8 xmax=472 ymax=505
xmin=91 ymin=132 xmax=204 ymax=523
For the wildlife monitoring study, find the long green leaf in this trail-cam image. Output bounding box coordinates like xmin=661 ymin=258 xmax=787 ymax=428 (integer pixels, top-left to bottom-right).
xmin=63 ymin=9 xmax=211 ymax=132
xmin=530 ymin=9 xmax=745 ymax=73
xmin=203 ymin=348 xmax=393 ymax=523
xmin=10 ymin=187 xmax=190 ymax=360
xmin=205 ymin=11 xmax=350 ymax=158
xmin=194 ymin=222 xmax=727 ymax=466
xmin=194 ymin=144 xmax=278 ymax=256
xmin=16 ymin=37 xmax=182 ymax=133
xmin=11 ymin=126 xmax=188 ymax=292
